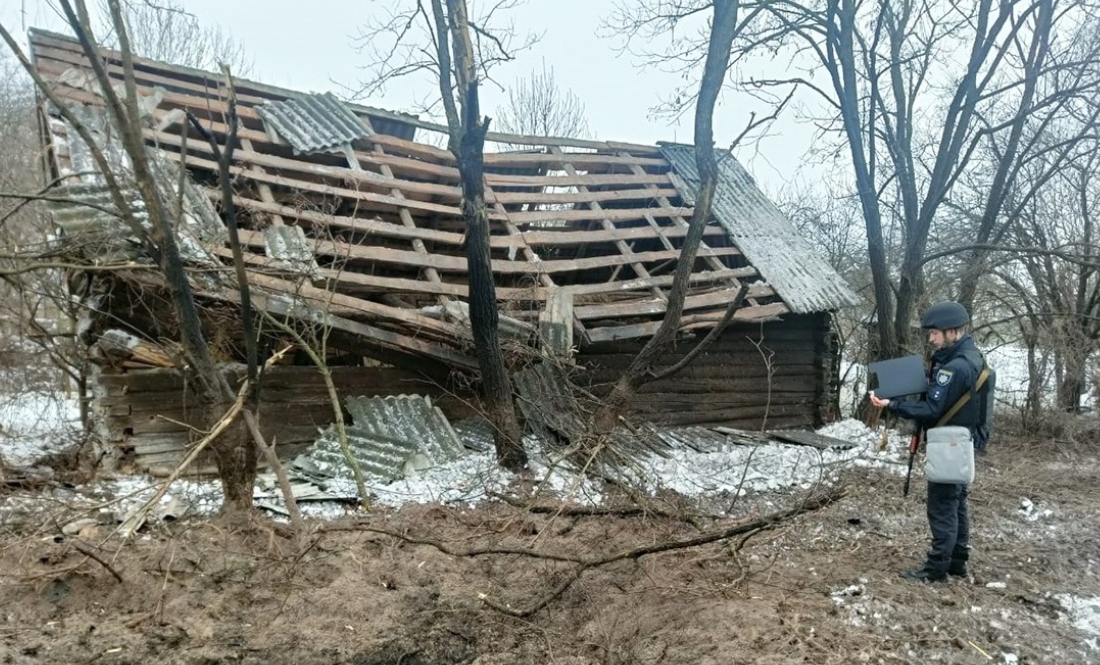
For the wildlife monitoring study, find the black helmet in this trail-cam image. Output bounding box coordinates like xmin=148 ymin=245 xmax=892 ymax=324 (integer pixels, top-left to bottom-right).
xmin=921 ymin=301 xmax=969 ymax=330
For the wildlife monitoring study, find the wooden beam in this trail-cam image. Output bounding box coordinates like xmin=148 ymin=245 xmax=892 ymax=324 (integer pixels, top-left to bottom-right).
xmin=224 ymin=194 xmax=730 ymax=249
xmin=482 ymin=151 xmax=667 ymax=169
xmin=549 ymin=146 xmax=663 ymax=300
xmin=234 ymin=228 xmax=741 ymax=275
xmin=584 ymin=303 xmax=790 ymax=343
xmin=357 ymin=118 xmax=448 ymax=300
xmin=574 ymin=285 xmax=777 ymax=321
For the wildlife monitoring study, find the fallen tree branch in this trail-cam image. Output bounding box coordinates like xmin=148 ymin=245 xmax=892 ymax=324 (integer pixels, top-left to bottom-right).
xmin=648 ymin=282 xmax=750 ymax=381
xmin=71 ymin=541 xmax=124 ymax=584
xmin=489 ymin=492 xmax=649 ymax=517
xmin=321 ymin=484 xmax=847 ymax=617
xmin=482 ymin=485 xmax=847 ymax=618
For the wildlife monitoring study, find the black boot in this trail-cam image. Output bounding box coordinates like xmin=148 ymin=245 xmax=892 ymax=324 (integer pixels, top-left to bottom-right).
xmin=949 ymin=548 xmax=970 ymax=577
xmin=900 ymin=568 xmax=947 ymax=582
xmin=948 ymin=560 xmax=968 ymax=577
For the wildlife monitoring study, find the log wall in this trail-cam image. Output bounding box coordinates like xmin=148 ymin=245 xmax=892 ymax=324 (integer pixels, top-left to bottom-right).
xmin=90 ymin=314 xmax=840 ymax=473
xmin=90 ymin=364 xmax=473 ymax=475
xmin=576 ymin=313 xmax=839 ymax=429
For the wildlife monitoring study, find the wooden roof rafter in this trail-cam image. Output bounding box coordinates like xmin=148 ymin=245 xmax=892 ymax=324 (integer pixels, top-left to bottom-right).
xmin=29 ymin=27 xmax=801 ymax=373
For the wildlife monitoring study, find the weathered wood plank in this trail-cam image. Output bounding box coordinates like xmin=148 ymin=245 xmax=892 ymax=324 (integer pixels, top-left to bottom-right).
xmin=224 ymin=194 xmax=727 ymax=249
xmin=485 ymin=172 xmax=673 ymax=188
xmin=583 ymin=303 xmax=791 ymax=343
xmin=574 ymin=285 xmax=776 ymax=321
xmin=482 ymin=151 xmax=667 ymax=168
xmin=234 ymin=228 xmax=741 ymax=276
xmin=490 ymin=187 xmax=681 ymax=205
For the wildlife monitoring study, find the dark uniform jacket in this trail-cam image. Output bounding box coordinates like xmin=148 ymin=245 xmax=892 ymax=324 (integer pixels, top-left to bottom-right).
xmin=889 ymin=334 xmax=985 ymax=444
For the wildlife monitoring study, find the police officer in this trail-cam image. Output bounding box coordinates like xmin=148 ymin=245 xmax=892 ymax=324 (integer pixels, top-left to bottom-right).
xmin=869 ymin=301 xmax=987 ymax=582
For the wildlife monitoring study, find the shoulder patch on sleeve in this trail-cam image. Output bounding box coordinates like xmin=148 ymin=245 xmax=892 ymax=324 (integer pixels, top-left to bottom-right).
xmin=935 ymin=369 xmax=954 ymax=386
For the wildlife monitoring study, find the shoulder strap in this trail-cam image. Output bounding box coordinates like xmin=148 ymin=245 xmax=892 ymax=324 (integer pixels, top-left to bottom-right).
xmin=935 ymin=367 xmax=991 ymax=427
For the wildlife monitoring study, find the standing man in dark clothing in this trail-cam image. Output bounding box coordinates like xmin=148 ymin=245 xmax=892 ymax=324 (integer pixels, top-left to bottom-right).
xmin=869 ymin=301 xmax=987 ymax=582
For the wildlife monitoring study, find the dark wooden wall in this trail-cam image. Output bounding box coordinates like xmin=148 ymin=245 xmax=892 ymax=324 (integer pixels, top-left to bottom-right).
xmin=91 ymin=365 xmax=474 ymax=474
xmin=90 ymin=313 xmax=840 ymax=473
xmin=576 ymin=313 xmax=839 ymax=430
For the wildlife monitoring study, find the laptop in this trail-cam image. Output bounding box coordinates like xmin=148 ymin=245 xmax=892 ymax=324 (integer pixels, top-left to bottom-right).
xmin=866 ymin=354 xmax=928 ymax=399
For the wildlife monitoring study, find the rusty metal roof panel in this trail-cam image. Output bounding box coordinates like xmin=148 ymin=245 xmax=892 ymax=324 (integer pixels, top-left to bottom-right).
xmin=257 ymin=92 xmax=370 ymax=155
xmin=659 ymin=143 xmax=859 ymax=314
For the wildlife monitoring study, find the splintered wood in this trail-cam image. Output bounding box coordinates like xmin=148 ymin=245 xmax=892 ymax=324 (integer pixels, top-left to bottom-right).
xmin=31 ymin=30 xmax=792 ymax=372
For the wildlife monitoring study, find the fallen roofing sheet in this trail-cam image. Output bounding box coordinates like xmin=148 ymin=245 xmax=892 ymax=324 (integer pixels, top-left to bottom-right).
xmin=649 ymin=425 xmax=730 ymax=453
xmin=290 ymin=395 xmax=468 ymax=483
xmin=766 ymin=429 xmax=858 ymax=450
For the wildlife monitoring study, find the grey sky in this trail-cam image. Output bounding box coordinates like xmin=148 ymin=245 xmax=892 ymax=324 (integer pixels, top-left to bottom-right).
xmin=0 ymin=0 xmax=825 ymax=191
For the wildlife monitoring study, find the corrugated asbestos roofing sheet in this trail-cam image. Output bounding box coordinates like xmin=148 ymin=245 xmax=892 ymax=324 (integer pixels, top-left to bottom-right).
xmin=659 ymin=143 xmax=859 ymax=314
xmin=257 ymin=92 xmax=371 ymax=155
xmin=291 ymin=395 xmax=468 ymax=483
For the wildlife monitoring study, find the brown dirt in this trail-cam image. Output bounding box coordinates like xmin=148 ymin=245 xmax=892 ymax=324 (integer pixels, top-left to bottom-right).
xmin=0 ymin=436 xmax=1097 ymax=665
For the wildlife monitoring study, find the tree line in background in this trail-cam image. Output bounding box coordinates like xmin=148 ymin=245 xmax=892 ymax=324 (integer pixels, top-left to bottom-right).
xmin=608 ymin=0 xmax=1100 ymax=416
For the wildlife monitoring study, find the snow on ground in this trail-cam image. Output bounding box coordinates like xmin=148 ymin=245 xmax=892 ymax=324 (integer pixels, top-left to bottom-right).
xmin=0 ymin=390 xmax=82 ymax=466
xmin=1 ymin=385 xmax=911 ymax=522
xmin=1057 ymin=595 xmax=1100 ymax=652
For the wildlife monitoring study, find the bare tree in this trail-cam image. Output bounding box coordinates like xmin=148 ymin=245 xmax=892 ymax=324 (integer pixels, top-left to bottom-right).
xmin=96 ymin=0 xmax=252 ymax=74
xmin=357 ymin=0 xmax=536 ymax=470
xmin=0 ymin=0 xmax=261 ymax=512
xmin=609 ymin=0 xmax=1100 ymax=359
xmin=1009 ymin=155 xmax=1100 ymax=412
xmin=588 ymin=0 xmax=744 ymax=435
xmin=495 ymin=62 xmax=591 ymax=139
xmin=353 ymin=0 xmax=537 ymax=137
xmin=0 ymin=52 xmax=89 ymax=425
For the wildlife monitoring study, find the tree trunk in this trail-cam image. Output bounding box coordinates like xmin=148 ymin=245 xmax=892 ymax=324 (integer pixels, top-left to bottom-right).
xmin=588 ymin=0 xmax=739 ymax=435
xmin=57 ymin=2 xmax=255 ymax=510
xmin=1056 ymin=327 xmax=1091 ymax=412
xmin=210 ymin=413 xmax=256 ymax=511
xmin=457 ymin=80 xmax=526 ymax=470
xmin=829 ymin=0 xmax=896 ymax=359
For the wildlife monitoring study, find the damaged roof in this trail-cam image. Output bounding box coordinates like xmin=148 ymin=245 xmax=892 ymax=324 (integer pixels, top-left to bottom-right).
xmin=28 ymin=28 xmax=856 ymax=372
xmin=659 ymin=143 xmax=860 ymax=314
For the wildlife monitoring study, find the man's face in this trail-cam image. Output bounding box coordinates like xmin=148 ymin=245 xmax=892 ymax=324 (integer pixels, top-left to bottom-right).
xmin=927 ymin=328 xmax=960 ymax=350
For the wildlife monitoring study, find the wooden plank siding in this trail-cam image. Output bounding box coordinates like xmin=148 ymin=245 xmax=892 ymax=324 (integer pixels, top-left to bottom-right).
xmin=93 ymin=314 xmax=839 ymax=473
xmin=575 ymin=314 xmax=839 ymax=429
xmin=92 ymin=364 xmax=476 ymax=474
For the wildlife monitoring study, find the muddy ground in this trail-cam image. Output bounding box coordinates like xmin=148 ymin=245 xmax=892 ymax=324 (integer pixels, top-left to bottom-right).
xmin=0 ymin=434 xmax=1097 ymax=665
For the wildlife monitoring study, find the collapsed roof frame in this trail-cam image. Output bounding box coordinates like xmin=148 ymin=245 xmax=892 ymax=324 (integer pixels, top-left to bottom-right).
xmin=29 ymin=28 xmax=854 ymax=373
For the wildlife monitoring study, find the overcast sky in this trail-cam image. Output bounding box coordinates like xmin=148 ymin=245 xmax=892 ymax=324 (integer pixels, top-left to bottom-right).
xmin=0 ymin=0 xmax=829 ymax=193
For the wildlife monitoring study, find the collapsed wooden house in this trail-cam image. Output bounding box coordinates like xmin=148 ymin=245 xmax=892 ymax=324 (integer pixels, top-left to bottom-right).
xmin=28 ymin=29 xmax=859 ymax=472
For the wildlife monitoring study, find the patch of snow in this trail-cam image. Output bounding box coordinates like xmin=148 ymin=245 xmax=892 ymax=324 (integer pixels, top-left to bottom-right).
xmin=1018 ymin=497 xmax=1055 ymax=522
xmin=0 ymin=392 xmax=81 ymax=466
xmin=987 ymin=582 xmax=1008 ymax=589
xmin=1057 ymin=595 xmax=1100 ymax=652
xmin=831 ymin=583 xmax=866 ymax=603
xmin=0 ymin=377 xmax=921 ymax=523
